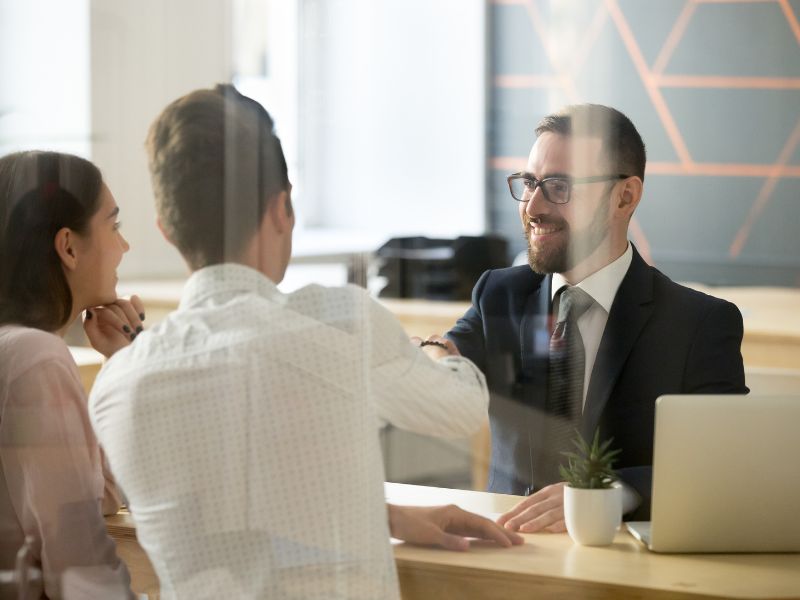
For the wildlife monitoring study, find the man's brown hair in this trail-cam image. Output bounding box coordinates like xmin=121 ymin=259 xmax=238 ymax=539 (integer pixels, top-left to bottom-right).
xmin=146 ymin=84 xmax=290 ymax=269
xmin=536 ymin=104 xmax=647 ymax=181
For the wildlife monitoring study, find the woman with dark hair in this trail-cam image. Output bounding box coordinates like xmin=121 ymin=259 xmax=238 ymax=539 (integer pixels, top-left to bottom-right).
xmin=0 ymin=151 xmax=139 ymax=598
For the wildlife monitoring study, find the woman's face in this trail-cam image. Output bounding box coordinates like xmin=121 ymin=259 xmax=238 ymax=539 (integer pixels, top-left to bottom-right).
xmin=72 ymin=183 xmax=130 ymax=308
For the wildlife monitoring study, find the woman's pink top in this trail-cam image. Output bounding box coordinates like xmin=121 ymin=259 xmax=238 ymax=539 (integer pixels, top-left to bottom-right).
xmin=0 ymin=325 xmax=131 ymax=598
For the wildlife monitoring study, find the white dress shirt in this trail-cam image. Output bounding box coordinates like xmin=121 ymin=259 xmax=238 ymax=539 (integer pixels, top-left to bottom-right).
xmin=89 ymin=264 xmax=487 ymax=600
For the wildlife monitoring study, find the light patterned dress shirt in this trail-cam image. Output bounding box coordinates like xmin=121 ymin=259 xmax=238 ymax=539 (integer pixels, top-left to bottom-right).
xmin=89 ymin=264 xmax=487 ymax=599
xmin=0 ymin=325 xmax=131 ymax=599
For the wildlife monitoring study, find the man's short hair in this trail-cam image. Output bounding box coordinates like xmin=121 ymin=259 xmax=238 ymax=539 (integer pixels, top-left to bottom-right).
xmin=535 ymin=104 xmax=646 ymax=181
xmin=146 ymin=84 xmax=289 ymax=269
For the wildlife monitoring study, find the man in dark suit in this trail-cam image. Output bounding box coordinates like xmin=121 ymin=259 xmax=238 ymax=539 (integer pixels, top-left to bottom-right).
xmin=446 ymin=104 xmax=747 ymax=529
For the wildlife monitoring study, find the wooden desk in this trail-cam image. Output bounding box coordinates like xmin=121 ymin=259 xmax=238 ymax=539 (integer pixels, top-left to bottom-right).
xmin=378 ymin=298 xmax=471 ymax=339
xmin=105 ymin=512 xmax=160 ymax=599
xmin=387 ymin=484 xmax=800 ymax=599
xmin=705 ymin=286 xmax=800 ymax=370
xmin=106 ymin=483 xmax=800 ymax=600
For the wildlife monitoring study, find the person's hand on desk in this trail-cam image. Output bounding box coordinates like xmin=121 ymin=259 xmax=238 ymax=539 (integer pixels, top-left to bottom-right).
xmin=387 ymin=504 xmax=524 ymax=551
xmin=410 ymin=334 xmax=461 ymax=361
xmin=497 ymin=483 xmax=567 ymax=533
xmin=83 ymin=295 xmax=146 ymax=358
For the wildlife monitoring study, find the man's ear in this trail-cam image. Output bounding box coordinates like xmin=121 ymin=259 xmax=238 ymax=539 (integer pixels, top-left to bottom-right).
xmin=616 ymin=176 xmax=643 ymax=218
xmin=268 ymin=190 xmax=293 ymax=234
xmin=54 ymin=227 xmax=78 ymax=271
xmin=156 ymin=217 xmax=173 ymax=245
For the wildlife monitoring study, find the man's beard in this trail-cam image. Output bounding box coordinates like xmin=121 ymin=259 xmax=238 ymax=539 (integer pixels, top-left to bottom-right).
xmin=526 ymin=199 xmax=610 ymax=275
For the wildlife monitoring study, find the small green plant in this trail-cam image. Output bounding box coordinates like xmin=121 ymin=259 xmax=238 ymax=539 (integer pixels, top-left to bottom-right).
xmin=559 ymin=429 xmax=621 ymax=489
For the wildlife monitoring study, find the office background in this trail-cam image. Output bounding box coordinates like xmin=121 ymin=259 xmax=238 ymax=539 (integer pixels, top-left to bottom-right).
xmin=1 ymin=0 xmax=798 ymax=488
xmin=489 ymin=0 xmax=800 ymax=286
xmin=2 ymin=0 xmax=797 ymax=285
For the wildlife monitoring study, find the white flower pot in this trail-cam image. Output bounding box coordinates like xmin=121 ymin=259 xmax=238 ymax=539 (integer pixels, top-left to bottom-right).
xmin=563 ymin=484 xmax=622 ymax=546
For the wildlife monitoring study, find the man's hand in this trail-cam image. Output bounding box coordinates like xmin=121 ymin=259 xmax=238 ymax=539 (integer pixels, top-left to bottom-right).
xmin=387 ymin=503 xmax=524 ymax=552
xmin=83 ymin=295 xmax=146 ymax=359
xmin=409 ymin=334 xmax=462 ymax=361
xmin=496 ymin=483 xmax=567 ymax=533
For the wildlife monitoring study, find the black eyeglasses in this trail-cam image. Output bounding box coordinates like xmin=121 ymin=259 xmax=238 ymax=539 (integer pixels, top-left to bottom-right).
xmin=507 ymin=173 xmax=630 ymax=205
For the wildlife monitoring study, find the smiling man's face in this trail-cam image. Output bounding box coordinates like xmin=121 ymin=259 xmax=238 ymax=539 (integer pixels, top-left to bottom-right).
xmin=520 ymin=132 xmax=617 ymax=276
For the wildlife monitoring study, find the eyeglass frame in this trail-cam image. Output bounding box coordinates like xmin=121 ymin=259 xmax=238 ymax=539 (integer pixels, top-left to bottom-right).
xmin=507 ymin=172 xmax=630 ymax=205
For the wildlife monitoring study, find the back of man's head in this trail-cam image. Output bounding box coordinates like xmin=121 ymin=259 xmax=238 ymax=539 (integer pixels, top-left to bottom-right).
xmin=535 ymin=104 xmax=646 ymax=181
xmin=146 ymin=84 xmax=289 ymax=270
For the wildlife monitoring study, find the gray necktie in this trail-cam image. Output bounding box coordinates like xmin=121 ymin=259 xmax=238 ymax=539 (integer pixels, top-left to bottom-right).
xmin=540 ymin=285 xmax=594 ymax=487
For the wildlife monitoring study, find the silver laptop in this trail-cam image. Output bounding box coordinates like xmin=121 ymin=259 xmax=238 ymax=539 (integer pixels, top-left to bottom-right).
xmin=626 ymin=394 xmax=800 ymax=553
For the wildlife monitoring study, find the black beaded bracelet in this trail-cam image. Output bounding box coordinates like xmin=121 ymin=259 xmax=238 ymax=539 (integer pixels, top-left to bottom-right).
xmin=420 ymin=340 xmax=448 ymax=350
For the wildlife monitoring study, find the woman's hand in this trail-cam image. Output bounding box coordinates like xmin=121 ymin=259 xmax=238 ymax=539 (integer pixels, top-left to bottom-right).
xmin=83 ymin=295 xmax=146 ymax=359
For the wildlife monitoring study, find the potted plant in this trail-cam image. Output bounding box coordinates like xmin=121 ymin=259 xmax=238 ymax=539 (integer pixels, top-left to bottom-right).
xmin=559 ymin=429 xmax=623 ymax=546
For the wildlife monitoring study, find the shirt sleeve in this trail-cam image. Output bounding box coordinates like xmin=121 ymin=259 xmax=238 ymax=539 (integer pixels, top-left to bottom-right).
xmin=0 ymin=358 xmax=132 ymax=599
xmin=366 ymin=295 xmax=488 ymax=439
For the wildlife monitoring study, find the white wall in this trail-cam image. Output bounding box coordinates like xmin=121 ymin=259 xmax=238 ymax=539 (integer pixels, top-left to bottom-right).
xmin=90 ymin=0 xmax=487 ymax=279
xmin=299 ymin=0 xmax=487 ymax=238
xmin=0 ymin=0 xmax=90 ymax=157
xmin=90 ymin=0 xmax=232 ymax=278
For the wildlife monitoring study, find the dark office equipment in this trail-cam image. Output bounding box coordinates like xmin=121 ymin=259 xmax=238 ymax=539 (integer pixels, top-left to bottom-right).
xmin=376 ymin=235 xmax=509 ymax=300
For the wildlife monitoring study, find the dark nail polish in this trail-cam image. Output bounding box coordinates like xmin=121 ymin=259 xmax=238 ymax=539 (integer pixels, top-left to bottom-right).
xmin=136 ymin=326 xmax=143 ymax=334
xmin=130 ymin=333 xmax=136 ymax=341
xmin=139 ymin=312 xmax=146 ymax=321
xmin=123 ymin=325 xmax=131 ymax=333
xmin=85 ymin=310 xmax=92 ymax=319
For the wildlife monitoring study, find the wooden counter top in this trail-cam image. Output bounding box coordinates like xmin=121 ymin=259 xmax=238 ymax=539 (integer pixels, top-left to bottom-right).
xmin=386 ymin=483 xmax=800 ymax=600
xmin=107 ymin=483 xmax=800 ymax=600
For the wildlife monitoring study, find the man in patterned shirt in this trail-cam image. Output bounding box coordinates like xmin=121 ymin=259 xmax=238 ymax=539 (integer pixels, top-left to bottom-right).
xmin=89 ymin=84 xmax=521 ymax=599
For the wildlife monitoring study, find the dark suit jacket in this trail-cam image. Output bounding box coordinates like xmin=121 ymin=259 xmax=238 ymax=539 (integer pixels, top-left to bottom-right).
xmin=446 ymin=246 xmax=747 ymax=520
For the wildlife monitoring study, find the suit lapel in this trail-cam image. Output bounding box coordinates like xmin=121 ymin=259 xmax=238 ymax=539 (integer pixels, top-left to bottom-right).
xmin=581 ymin=248 xmax=654 ymax=439
xmin=519 ymin=275 xmax=551 ymax=377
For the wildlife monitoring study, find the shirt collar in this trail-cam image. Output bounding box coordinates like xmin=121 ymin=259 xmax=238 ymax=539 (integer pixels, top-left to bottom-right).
xmin=179 ymin=263 xmax=284 ymax=310
xmin=550 ymin=243 xmax=633 ymax=313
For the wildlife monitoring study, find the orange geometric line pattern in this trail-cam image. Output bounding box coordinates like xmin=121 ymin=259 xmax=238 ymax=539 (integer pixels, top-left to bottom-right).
xmin=605 ymin=0 xmax=694 ymax=166
xmin=654 ymin=75 xmax=800 ymax=88
xmin=491 ymin=0 xmax=800 ymax=259
xmin=570 ymin=3 xmax=609 ymax=75
xmin=520 ymin=0 xmax=580 ymax=101
xmin=647 ymin=162 xmax=800 ymax=177
xmin=777 ymin=0 xmax=800 ymax=44
xmin=652 ymin=0 xmax=697 ymax=76
xmin=729 ymin=116 xmax=800 ymax=257
xmin=490 ymin=157 xmax=528 ymax=171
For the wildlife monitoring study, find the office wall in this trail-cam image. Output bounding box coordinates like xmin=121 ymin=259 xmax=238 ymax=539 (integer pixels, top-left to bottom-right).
xmin=0 ymin=0 xmax=90 ymax=158
xmin=488 ymin=0 xmax=800 ymax=286
xmin=90 ymin=0 xmax=486 ymax=278
xmin=299 ymin=0 xmax=487 ymax=238
xmin=90 ymin=0 xmax=232 ymax=279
